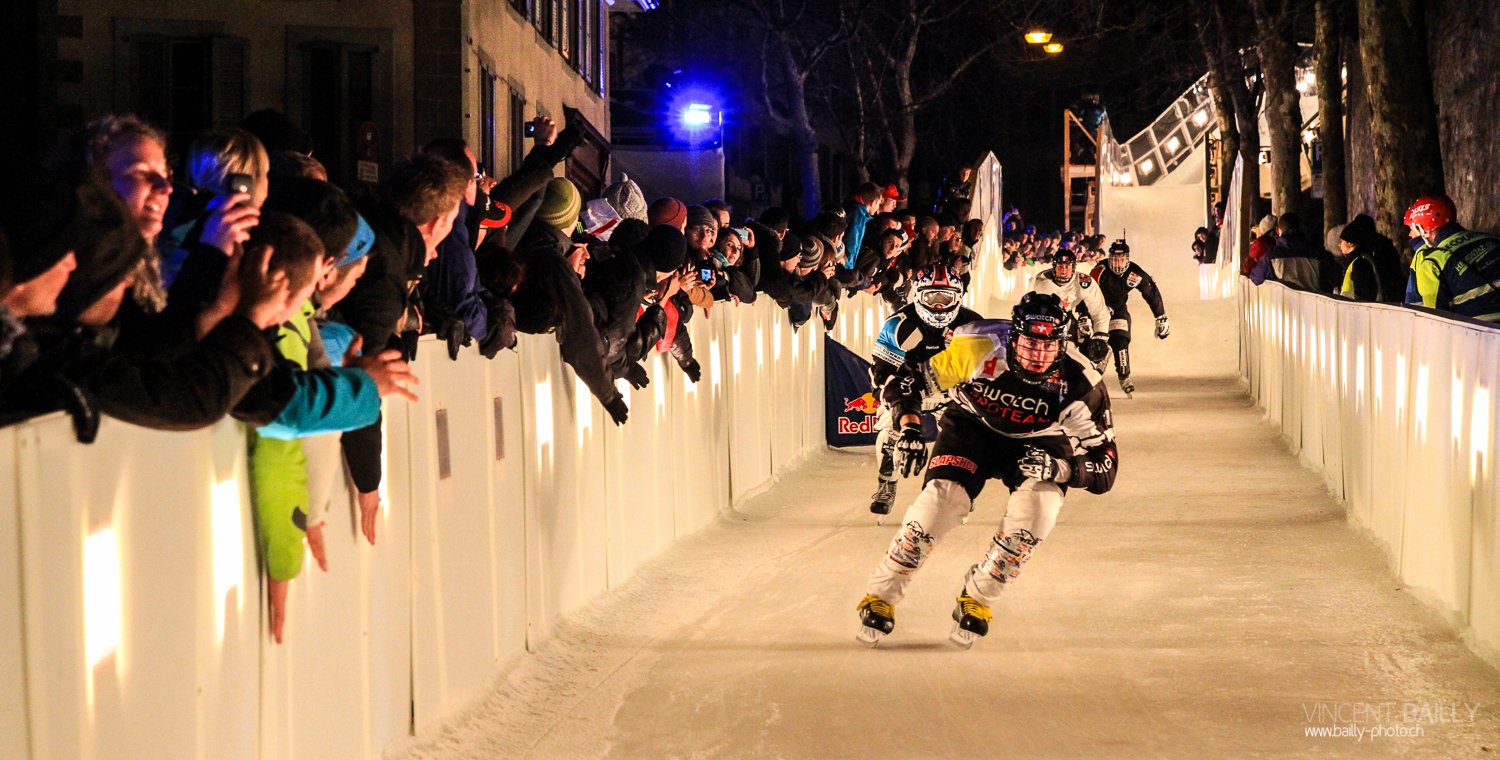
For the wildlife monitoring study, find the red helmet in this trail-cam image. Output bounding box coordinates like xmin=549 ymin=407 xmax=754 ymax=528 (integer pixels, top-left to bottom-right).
xmin=1403 ymin=194 xmax=1456 ymax=233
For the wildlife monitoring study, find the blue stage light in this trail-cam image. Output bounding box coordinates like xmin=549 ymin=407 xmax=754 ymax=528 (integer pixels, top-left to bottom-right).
xmin=682 ymin=104 xmax=713 ymax=128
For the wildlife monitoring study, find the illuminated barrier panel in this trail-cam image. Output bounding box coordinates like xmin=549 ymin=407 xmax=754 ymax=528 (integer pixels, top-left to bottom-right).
xmin=0 ymin=173 xmax=1018 ymax=759
xmin=1239 ymin=279 xmax=1500 ymax=665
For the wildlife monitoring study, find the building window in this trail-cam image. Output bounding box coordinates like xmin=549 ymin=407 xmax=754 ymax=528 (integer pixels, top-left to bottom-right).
xmin=509 ymin=84 xmax=526 ymax=174
xmin=300 ymin=43 xmax=377 ymax=186
xmin=479 ymin=64 xmax=499 ymax=178
xmin=533 ymin=0 xmax=553 ymax=45
xmin=118 ymin=23 xmax=247 ymax=160
xmin=510 ymin=0 xmax=530 ymax=19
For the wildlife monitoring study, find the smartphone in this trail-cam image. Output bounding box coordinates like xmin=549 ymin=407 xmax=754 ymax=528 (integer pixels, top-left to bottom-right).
xmin=226 ymin=173 xmax=253 ymax=196
xmin=732 ymin=227 xmax=750 ymax=243
xmin=699 ymin=268 xmax=714 ymax=283
xmin=524 ymin=122 xmax=537 ymax=138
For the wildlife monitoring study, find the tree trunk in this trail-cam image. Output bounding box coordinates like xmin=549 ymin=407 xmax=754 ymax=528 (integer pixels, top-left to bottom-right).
xmin=1315 ymin=0 xmax=1347 ymax=235
xmin=1355 ymin=0 xmax=1445 ymax=243
xmin=891 ymin=25 xmax=920 ymax=195
xmin=1208 ymin=0 xmax=1261 ymax=235
xmin=775 ymin=32 xmax=823 ymax=218
xmin=1205 ymin=68 xmax=1240 ymax=209
xmin=1252 ymin=0 xmax=1303 ymax=217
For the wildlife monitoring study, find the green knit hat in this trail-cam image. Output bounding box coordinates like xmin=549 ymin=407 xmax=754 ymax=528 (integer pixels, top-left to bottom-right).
xmin=538 ymin=177 xmax=582 ymax=232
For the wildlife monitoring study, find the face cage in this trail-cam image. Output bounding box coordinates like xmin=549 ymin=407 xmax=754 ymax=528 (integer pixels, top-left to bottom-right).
xmin=1008 ymin=333 xmax=1063 ymax=382
xmin=1052 ymin=262 xmax=1075 ymax=282
xmin=1109 ymin=254 xmax=1130 ymax=275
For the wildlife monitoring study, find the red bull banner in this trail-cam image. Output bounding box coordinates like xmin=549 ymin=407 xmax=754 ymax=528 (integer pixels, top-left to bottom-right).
xmin=825 ymin=335 xmax=882 ymax=446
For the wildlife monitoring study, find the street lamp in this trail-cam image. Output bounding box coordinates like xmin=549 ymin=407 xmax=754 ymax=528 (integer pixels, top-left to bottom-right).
xmin=1025 ymin=30 xmax=1052 ymax=43
xmin=1043 ymin=42 xmax=1064 ymax=54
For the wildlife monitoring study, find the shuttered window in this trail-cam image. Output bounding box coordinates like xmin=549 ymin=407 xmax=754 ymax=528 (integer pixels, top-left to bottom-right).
xmin=126 ymin=34 xmax=246 ymax=158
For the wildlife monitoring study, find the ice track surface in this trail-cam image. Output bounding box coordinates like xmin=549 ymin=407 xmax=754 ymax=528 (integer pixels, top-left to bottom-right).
xmin=396 ymin=270 xmax=1500 ymax=759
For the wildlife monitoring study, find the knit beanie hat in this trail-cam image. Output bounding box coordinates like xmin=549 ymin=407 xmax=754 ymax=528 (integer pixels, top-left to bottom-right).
xmin=602 ymin=174 xmax=648 ymax=222
xmin=0 ymin=157 xmax=95 ymax=284
xmin=634 ymin=224 xmax=687 ymax=273
xmin=1256 ymin=215 xmax=1277 ymax=237
xmin=537 ymin=177 xmax=582 ymax=231
xmin=1340 ymin=214 xmax=1375 ymax=245
xmin=798 ymin=235 xmax=823 ymax=269
xmin=647 ymin=197 xmax=687 ymax=230
xmin=686 ymin=205 xmax=716 ymax=231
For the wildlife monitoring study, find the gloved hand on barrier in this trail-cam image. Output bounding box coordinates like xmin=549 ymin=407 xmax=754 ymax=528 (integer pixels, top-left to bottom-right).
xmin=604 ymin=396 xmax=630 ymax=426
xmin=1155 ymin=315 xmax=1170 ymax=339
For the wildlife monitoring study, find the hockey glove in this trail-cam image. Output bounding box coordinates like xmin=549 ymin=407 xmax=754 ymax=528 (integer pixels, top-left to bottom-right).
xmin=681 ymin=359 xmax=702 ymax=384
xmin=1018 ymin=445 xmax=1069 ymax=483
xmin=604 ymin=396 xmax=630 ymax=426
xmin=1082 ymin=336 xmax=1111 ymax=363
xmin=895 ymin=421 xmax=929 ymax=478
xmin=1155 ymin=315 xmax=1170 ymax=339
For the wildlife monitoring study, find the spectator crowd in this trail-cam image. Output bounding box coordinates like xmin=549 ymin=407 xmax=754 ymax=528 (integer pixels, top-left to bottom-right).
xmin=0 ymin=109 xmax=993 ymax=642
xmin=1241 ymin=194 xmax=1500 ymax=322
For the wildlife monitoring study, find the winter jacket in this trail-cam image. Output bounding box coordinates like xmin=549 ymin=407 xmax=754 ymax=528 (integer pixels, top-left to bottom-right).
xmin=256 ymin=301 xmax=381 ymax=440
xmin=0 ymin=313 xmax=273 ymax=442
xmin=424 ymin=200 xmax=493 ymax=342
xmin=1242 ymin=232 xmax=1274 ymax=277
xmin=512 ymin=221 xmax=623 ymax=406
xmin=1434 ymin=228 xmax=1500 ymax=322
xmin=1250 ymin=229 xmax=1324 ymax=292
xmin=842 ymin=204 xmax=872 ymax=269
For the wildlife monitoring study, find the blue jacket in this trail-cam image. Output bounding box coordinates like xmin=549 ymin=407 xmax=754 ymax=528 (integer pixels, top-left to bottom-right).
xmin=425 ymin=201 xmax=492 ymax=340
xmin=843 ymin=203 xmax=872 ymax=269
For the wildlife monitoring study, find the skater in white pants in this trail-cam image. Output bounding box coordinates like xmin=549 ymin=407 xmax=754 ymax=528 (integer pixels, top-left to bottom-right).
xmin=857 ymin=293 xmax=1119 ymax=648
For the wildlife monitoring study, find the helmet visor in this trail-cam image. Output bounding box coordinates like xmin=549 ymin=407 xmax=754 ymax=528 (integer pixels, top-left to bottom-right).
xmin=917 ymin=287 xmax=962 ymax=311
xmin=1014 ymin=335 xmax=1061 ymax=374
xmin=1108 ymin=253 xmax=1129 ymax=274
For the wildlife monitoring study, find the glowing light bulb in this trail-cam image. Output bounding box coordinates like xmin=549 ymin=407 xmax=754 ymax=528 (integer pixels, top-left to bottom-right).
xmin=1043 ymin=42 xmax=1063 ymax=54
xmin=1025 ymin=31 xmax=1052 ymax=44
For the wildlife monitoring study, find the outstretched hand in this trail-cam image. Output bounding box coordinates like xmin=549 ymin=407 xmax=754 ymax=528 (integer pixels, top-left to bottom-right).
xmin=344 ymin=335 xmax=421 ymax=402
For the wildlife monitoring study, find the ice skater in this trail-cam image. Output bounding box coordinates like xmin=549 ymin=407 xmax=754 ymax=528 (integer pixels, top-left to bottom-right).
xmin=1029 ymin=248 xmax=1111 ymax=366
xmin=868 ymin=264 xmax=983 ymax=523
xmin=1089 ymin=239 xmax=1168 ymax=396
xmin=856 ymin=293 xmax=1118 ymax=648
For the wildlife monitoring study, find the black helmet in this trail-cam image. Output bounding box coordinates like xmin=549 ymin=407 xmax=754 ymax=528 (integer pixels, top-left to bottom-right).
xmin=1007 ymin=292 xmax=1071 ymax=385
xmin=1108 ymin=239 xmax=1130 ymax=274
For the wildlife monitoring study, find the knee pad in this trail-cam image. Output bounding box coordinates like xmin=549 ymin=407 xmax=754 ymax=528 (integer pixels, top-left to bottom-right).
xmin=884 ymin=479 xmax=972 ymax=574
xmin=1108 ymin=330 xmax=1130 ymax=352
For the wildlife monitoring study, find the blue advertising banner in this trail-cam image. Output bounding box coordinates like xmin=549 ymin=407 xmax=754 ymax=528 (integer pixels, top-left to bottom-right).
xmin=825 ymin=335 xmax=937 ymax=447
xmin=825 ymin=335 xmax=881 ymax=446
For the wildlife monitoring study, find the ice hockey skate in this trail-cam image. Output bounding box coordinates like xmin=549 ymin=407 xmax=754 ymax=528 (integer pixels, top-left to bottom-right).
xmin=1120 ymin=376 xmax=1135 ymax=397
xmin=856 ymin=595 xmax=895 ymax=646
xmin=950 ymin=589 xmax=991 ymax=650
xmin=869 ymin=479 xmax=897 ymax=524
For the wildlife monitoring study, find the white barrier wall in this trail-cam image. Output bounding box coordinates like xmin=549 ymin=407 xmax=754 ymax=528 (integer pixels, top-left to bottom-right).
xmin=1239 ymin=280 xmax=1500 ymax=663
xmin=1 ymin=276 xmax=956 ymax=760
xmin=1 ymin=161 xmax=1017 ymax=760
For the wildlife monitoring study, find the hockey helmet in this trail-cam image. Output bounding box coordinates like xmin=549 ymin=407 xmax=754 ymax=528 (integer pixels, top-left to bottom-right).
xmin=1007 ymin=292 xmax=1071 ymax=385
xmin=912 ymin=263 xmax=965 ymax=328
xmin=1051 ymin=248 xmax=1078 ymax=283
xmin=1403 ymin=194 xmax=1456 ymax=237
xmin=1108 ymin=239 xmax=1131 ymax=275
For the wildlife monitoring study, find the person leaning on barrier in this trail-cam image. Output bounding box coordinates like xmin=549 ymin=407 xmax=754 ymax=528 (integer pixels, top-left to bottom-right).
xmin=333 ymin=152 xmax=466 ymax=544
xmin=511 ymin=177 xmax=629 ymax=425
xmin=1250 ymin=213 xmax=1327 ymax=292
xmin=1336 ymin=214 xmax=1404 ymax=303
xmin=1241 ymin=215 xmax=1277 ymax=278
xmin=1400 ymin=195 xmax=1500 ymax=322
xmin=0 ymin=165 xmax=287 ymax=441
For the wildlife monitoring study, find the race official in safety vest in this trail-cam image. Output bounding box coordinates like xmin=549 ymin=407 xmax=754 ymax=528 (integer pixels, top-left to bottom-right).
xmin=1404 ymin=194 xmax=1500 ymax=322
